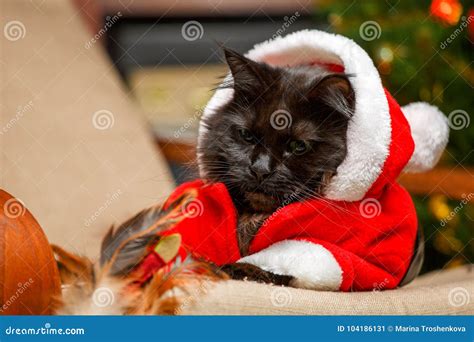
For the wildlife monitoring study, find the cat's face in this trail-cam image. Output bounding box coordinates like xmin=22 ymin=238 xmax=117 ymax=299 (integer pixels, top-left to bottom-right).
xmin=199 ymin=48 xmax=355 ymax=212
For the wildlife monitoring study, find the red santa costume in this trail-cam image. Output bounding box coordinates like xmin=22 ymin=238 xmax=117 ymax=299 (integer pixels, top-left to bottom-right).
xmin=158 ymin=30 xmax=449 ymax=291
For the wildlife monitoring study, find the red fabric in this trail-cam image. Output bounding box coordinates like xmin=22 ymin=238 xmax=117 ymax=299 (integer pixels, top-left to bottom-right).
xmin=163 ymin=181 xmax=240 ymax=264
xmin=366 ymin=90 xmax=415 ymax=198
xmin=157 ymin=90 xmax=418 ymax=292
xmin=308 ymin=61 xmax=345 ymax=73
xmin=162 ymin=179 xmax=417 ymax=291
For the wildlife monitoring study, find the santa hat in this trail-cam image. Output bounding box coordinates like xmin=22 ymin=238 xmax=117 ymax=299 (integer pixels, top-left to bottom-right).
xmin=198 ymin=30 xmax=450 ymax=201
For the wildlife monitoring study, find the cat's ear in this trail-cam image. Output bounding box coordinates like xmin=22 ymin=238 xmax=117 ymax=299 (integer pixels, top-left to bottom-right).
xmin=222 ymin=47 xmax=270 ymax=93
xmin=307 ymin=74 xmax=355 ymax=118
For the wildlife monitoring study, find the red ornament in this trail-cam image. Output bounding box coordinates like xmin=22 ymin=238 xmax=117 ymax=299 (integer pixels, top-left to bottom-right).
xmin=430 ymin=0 xmax=463 ymax=25
xmin=468 ymin=8 xmax=474 ymax=42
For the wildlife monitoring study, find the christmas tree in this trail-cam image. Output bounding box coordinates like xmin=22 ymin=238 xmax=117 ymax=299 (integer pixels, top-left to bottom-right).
xmin=317 ymin=0 xmax=473 ymax=272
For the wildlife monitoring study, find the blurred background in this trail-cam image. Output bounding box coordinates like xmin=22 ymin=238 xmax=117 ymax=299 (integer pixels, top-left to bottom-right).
xmin=47 ymin=0 xmax=474 ymax=272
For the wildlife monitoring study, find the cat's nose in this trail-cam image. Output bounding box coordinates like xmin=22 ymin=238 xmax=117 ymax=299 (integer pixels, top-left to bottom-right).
xmin=249 ymin=153 xmax=272 ymax=181
xmin=249 ymin=164 xmax=271 ymax=181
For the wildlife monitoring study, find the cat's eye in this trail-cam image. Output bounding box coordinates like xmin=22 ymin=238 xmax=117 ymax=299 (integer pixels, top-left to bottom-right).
xmin=238 ymin=128 xmax=255 ymax=143
xmin=288 ymin=140 xmax=310 ymax=155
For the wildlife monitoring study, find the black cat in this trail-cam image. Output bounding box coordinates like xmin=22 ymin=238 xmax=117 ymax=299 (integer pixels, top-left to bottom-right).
xmin=198 ymin=47 xmax=355 ymax=283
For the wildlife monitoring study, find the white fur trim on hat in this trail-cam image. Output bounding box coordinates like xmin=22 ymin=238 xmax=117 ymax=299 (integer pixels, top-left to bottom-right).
xmin=198 ymin=29 xmax=391 ymax=201
xmin=402 ymin=102 xmax=449 ymax=173
xmin=238 ymin=240 xmax=343 ymax=291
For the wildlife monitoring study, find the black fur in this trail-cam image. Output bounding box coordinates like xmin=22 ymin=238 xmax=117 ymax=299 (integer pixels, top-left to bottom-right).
xmin=199 ymin=47 xmax=355 ymax=215
xmin=199 ymin=47 xmax=356 ymax=280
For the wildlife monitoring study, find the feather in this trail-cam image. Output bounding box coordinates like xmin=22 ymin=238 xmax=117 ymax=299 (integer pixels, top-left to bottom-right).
xmin=54 ymin=188 xmax=226 ymax=315
xmin=52 ymin=244 xmax=95 ymax=286
xmin=127 ymin=259 xmax=224 ymax=315
xmin=132 ymin=258 xmax=224 ymax=315
xmin=100 ymin=190 xmax=197 ymax=276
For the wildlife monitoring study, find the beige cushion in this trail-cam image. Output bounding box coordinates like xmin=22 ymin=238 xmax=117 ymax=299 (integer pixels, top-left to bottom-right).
xmin=184 ymin=265 xmax=473 ymax=315
xmin=0 ymin=0 xmax=173 ymax=259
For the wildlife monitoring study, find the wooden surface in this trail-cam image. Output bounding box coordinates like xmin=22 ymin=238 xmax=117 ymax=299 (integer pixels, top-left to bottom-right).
xmin=0 ymin=190 xmax=61 ymax=315
xmin=156 ymin=138 xmax=197 ymax=165
xmin=398 ymin=167 xmax=474 ymax=201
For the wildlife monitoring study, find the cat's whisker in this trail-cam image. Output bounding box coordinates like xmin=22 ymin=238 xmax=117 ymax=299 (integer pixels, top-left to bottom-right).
xmin=293 ymin=187 xmax=357 ymax=217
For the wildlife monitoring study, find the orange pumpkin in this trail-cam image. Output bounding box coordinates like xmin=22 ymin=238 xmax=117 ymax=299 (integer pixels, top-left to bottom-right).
xmin=0 ymin=190 xmax=60 ymax=314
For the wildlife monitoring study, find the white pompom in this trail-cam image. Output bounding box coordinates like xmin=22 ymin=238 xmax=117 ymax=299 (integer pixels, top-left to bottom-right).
xmin=402 ymin=102 xmax=449 ymax=173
